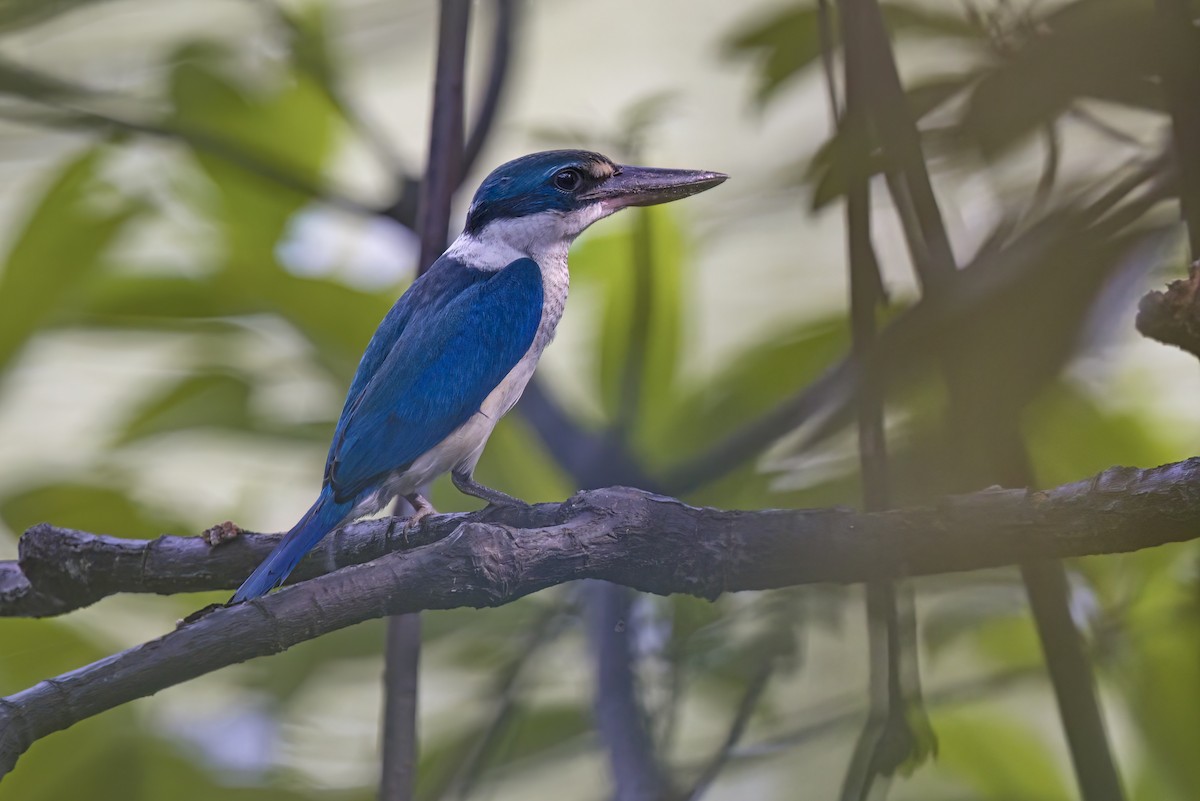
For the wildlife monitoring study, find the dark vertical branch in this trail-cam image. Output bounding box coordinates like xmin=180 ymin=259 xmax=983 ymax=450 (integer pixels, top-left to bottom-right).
xmin=587 ymin=581 xmax=667 ymax=801
xmin=841 ymin=0 xmax=955 ymax=292
xmin=841 ymin=2 xmax=1125 ymax=799
xmin=381 ymin=613 xmax=422 ymax=801
xmin=462 ymin=0 xmax=519 ymax=179
xmin=835 ymin=11 xmax=920 ymax=798
xmin=381 ymin=3 xmax=471 ymax=800
xmin=1155 ymin=0 xmax=1200 ymax=257
xmin=416 ymin=0 xmax=471 ymax=274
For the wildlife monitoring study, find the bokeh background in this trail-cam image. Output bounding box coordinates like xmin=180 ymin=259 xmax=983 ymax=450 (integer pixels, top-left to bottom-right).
xmin=1 ymin=0 xmax=1198 ymax=799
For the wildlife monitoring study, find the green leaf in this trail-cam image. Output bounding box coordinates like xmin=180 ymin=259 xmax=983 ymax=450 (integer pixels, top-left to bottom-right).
xmin=167 ymin=40 xmax=341 ymax=262
xmin=75 ymin=274 xmax=258 ymax=326
xmin=725 ymin=2 xmax=982 ymax=105
xmin=0 ymin=0 xmax=115 ymax=33
xmin=571 ymin=208 xmax=686 ymax=442
xmin=806 ymin=74 xmax=975 ymax=208
xmin=724 ymin=5 xmax=824 ymax=103
xmin=2 ymin=708 xmax=145 ymax=801
xmin=1115 ymin=556 xmax=1200 ymax=800
xmin=933 ymin=709 xmax=1073 ymax=800
xmin=922 ymin=581 xmax=1029 ymax=658
xmin=661 ymin=315 xmax=852 ymax=464
xmin=0 ymin=145 xmax=140 ymax=375
xmin=0 ymin=617 xmax=109 ymax=692
xmin=114 ymin=371 xmax=254 ymax=445
xmin=1023 ymin=382 xmax=1170 ymax=490
xmin=959 ymin=0 xmax=1160 ymax=157
xmin=257 ymin=271 xmax=395 ymax=381
xmin=0 ymin=53 xmax=93 ymax=99
xmin=0 ymin=482 xmax=185 ymax=539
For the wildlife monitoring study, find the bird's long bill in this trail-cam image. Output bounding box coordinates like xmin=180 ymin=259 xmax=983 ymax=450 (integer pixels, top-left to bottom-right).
xmin=587 ymin=164 xmax=728 ymax=209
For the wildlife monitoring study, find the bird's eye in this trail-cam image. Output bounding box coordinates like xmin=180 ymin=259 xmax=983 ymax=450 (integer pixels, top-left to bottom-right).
xmin=553 ymin=169 xmax=582 ymax=191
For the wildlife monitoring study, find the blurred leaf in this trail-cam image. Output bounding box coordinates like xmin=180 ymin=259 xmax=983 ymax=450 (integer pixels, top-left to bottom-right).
xmin=1115 ymin=559 xmax=1200 ymax=799
xmin=0 ymin=145 xmax=140 ymax=376
xmin=725 ymin=2 xmax=982 ymax=104
xmin=879 ymin=4 xmax=983 ymax=40
xmin=279 ymin=2 xmax=340 ymax=92
xmin=0 ymin=53 xmax=94 ymax=99
xmin=660 ymin=314 xmax=852 ymax=467
xmin=75 ymin=274 xmax=259 ymax=325
xmin=0 ymin=616 xmax=109 ymax=691
xmin=922 ymin=581 xmax=1028 ymax=659
xmin=933 ymin=709 xmax=1072 ymax=800
xmin=145 ymin=738 xmax=341 ymax=801
xmin=626 ymin=208 xmax=686 ymax=445
xmin=806 ymin=74 xmax=975 ymax=207
xmin=0 ymin=0 xmax=118 ymax=32
xmin=254 ymin=270 xmax=395 ymax=382
xmin=0 ymin=481 xmax=185 ymax=538
xmin=168 ymin=40 xmax=340 ymax=261
xmin=240 ymin=618 xmax=386 ymax=703
xmin=482 ymin=701 xmax=591 ymax=771
xmin=423 ymin=595 xmax=562 ymax=661
xmin=2 ymin=708 xmax=145 ymax=801
xmin=416 ymin=701 xmax=590 ymax=801
xmin=724 ymin=5 xmax=824 ymax=103
xmin=570 ymin=220 xmax=634 ymax=424
xmin=114 ymin=371 xmax=254 ymax=445
xmin=960 ymin=0 xmax=1160 ymax=157
xmin=1023 ymin=382 xmax=1169 ymax=489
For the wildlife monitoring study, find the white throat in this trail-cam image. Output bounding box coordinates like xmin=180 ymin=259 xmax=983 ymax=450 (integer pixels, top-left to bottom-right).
xmin=445 ymin=205 xmax=614 ymax=272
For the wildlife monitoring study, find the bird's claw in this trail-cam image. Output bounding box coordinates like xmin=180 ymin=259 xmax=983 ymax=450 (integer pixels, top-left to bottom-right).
xmin=410 ymin=504 xmax=437 ymax=526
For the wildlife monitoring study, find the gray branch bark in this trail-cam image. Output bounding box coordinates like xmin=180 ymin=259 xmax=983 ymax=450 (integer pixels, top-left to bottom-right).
xmin=2 ymin=459 xmax=1200 ymax=779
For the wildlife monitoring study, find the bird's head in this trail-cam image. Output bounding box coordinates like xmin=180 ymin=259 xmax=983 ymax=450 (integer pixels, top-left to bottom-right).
xmin=460 ymin=150 xmax=727 ymax=262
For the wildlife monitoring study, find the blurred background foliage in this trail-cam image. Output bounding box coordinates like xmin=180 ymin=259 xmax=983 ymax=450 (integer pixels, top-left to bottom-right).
xmin=0 ymin=0 xmax=1198 ymax=799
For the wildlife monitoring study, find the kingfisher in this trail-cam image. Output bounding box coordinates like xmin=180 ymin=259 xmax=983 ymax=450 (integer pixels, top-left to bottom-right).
xmin=230 ymin=150 xmax=726 ymax=603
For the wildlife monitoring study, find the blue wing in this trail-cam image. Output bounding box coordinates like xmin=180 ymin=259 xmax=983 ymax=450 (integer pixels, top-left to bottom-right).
xmin=325 ymin=252 xmax=493 ymax=469
xmin=326 ymin=257 xmax=543 ymax=502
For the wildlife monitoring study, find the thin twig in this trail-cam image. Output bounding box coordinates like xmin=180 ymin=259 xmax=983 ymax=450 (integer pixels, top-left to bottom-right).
xmin=683 ymin=661 xmax=774 ymax=801
xmin=442 ymin=603 xmax=568 ymax=800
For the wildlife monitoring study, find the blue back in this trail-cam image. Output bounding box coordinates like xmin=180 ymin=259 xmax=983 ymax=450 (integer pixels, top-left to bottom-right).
xmin=324 ymin=255 xmax=544 ymax=502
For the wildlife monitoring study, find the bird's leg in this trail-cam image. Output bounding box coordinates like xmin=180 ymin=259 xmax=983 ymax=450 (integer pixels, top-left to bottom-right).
xmin=403 ymin=493 xmax=438 ymax=530
xmin=451 ymin=470 xmax=528 ymax=507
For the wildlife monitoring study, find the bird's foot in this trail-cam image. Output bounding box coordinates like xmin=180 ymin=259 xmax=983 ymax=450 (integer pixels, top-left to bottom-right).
xmin=201 ymin=520 xmax=242 ymax=547
xmin=403 ymin=493 xmax=438 ymax=533
xmin=451 ymin=471 xmax=530 ymax=508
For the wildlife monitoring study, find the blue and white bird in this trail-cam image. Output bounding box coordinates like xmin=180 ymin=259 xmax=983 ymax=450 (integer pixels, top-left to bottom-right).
xmin=231 ymin=150 xmax=726 ymax=602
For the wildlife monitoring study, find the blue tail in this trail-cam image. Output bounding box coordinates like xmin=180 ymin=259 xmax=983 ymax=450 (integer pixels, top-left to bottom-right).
xmin=231 ymin=489 xmax=355 ymax=603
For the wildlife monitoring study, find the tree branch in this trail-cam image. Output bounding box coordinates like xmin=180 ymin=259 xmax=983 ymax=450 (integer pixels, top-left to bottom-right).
xmin=4 ymin=460 xmax=1199 ymax=618
xmin=3 ymin=460 xmax=1200 ymax=779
